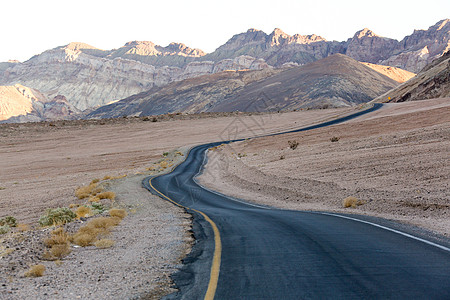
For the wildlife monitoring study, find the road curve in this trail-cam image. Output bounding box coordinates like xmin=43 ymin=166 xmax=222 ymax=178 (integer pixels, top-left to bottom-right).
xmin=143 ymin=104 xmax=450 ymax=299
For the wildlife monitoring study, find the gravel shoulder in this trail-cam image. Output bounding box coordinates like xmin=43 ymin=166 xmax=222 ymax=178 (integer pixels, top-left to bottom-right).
xmin=198 ymin=98 xmax=450 ymax=237
xmin=1 ymin=150 xmax=192 ymax=299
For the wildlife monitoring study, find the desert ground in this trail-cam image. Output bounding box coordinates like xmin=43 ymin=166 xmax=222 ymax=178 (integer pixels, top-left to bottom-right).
xmin=0 ymin=99 xmax=448 ymax=298
xmin=199 ymin=98 xmax=450 ymax=238
xmin=0 ymin=107 xmax=358 ymax=298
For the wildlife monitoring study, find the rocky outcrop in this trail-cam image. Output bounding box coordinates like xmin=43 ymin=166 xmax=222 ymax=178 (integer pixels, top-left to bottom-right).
xmin=0 ymin=84 xmax=79 ymax=122
xmin=373 ymin=51 xmax=450 ymax=103
xmin=87 ymin=54 xmax=399 ymax=118
xmin=345 ymin=28 xmax=399 ymax=64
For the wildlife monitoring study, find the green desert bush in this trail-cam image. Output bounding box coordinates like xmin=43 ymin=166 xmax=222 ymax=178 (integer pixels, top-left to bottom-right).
xmin=0 ymin=225 xmax=10 ymax=235
xmin=90 ymin=202 xmax=106 ymax=214
xmin=39 ymin=208 xmax=76 ymax=226
xmin=0 ymin=216 xmax=17 ymax=227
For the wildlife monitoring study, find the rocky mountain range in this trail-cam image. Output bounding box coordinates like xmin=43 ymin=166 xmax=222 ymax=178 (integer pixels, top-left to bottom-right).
xmin=373 ymin=50 xmax=450 ymax=103
xmin=86 ymin=54 xmax=399 ymax=118
xmin=202 ymin=19 xmax=449 ymax=73
xmin=0 ymin=19 xmax=448 ymax=121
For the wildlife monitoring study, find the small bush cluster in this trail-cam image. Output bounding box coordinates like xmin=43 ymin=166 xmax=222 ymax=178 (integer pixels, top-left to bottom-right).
xmin=39 ymin=208 xmax=76 ymax=226
xmin=25 ymin=264 xmax=45 ymax=277
xmin=330 ymin=136 xmax=340 ymax=142
xmin=72 ymin=213 xmax=124 ymax=247
xmin=288 ymin=140 xmax=299 ymax=150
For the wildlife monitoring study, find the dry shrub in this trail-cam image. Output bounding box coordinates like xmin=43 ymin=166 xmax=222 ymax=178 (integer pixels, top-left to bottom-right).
xmin=50 ymin=244 xmax=71 ymax=258
xmin=73 ymin=216 xmax=121 ymax=247
xmin=91 ymin=178 xmax=100 ymax=184
xmin=88 ymin=217 xmax=120 ymax=229
xmin=54 ymin=260 xmax=63 ymax=266
xmin=17 ymin=224 xmax=29 ymax=232
xmin=43 ymin=228 xmax=71 ymax=259
xmin=343 ymin=196 xmax=365 ymax=208
xmin=44 ymin=233 xmax=69 ymax=247
xmin=103 ymin=175 xmax=112 ymax=180
xmin=160 ymin=161 xmax=168 ymax=168
xmin=25 ymin=264 xmax=45 ymax=277
xmin=75 ymin=183 xmax=102 ymax=199
xmin=88 ymin=196 xmax=100 ymax=203
xmin=73 ymin=233 xmax=96 ymax=247
xmin=76 ymin=206 xmax=92 ymax=218
xmin=97 ymin=191 xmax=116 ymax=200
xmin=109 ymin=209 xmax=127 ymax=219
xmin=68 ymin=203 xmax=78 ymax=209
xmin=94 ymin=239 xmax=115 ymax=249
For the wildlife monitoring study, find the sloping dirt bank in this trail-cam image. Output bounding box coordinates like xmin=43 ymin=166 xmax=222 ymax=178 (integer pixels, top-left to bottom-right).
xmin=198 ymin=98 xmax=450 ymax=237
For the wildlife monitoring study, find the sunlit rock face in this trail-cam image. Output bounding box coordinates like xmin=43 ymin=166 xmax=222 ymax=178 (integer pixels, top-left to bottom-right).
xmin=0 ymin=84 xmax=79 ymax=122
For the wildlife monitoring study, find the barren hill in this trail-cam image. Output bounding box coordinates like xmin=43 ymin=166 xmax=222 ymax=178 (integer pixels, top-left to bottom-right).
xmin=373 ymin=51 xmax=450 ymax=102
xmin=87 ymin=54 xmax=398 ymax=118
xmin=212 ymin=54 xmax=399 ymax=111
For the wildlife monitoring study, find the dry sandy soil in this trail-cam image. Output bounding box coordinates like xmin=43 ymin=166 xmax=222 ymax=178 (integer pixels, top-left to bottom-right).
xmin=199 ymin=98 xmax=450 ymax=237
xmin=0 ymin=108 xmax=359 ymax=298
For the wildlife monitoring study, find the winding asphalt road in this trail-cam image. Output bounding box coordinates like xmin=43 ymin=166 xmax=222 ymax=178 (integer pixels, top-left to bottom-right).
xmin=143 ymin=104 xmax=450 ymax=299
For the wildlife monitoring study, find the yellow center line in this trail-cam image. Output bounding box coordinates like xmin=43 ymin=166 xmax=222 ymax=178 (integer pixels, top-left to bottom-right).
xmin=149 ymin=178 xmax=221 ymax=300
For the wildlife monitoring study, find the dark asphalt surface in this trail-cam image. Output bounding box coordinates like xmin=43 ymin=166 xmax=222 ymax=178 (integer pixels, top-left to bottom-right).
xmin=143 ymin=104 xmax=450 ymax=299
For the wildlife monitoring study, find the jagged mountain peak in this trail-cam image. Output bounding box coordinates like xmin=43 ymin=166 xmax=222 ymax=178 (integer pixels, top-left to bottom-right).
xmin=354 ymin=28 xmax=379 ymax=39
xmin=63 ymin=42 xmax=100 ymax=51
xmin=117 ymin=40 xmax=205 ymax=57
xmin=124 ymin=40 xmax=156 ymax=47
xmin=270 ymin=28 xmax=289 ymax=37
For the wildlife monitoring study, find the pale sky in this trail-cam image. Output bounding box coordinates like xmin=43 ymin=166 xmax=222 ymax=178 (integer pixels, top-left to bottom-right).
xmin=1 ymin=0 xmax=449 ymax=62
